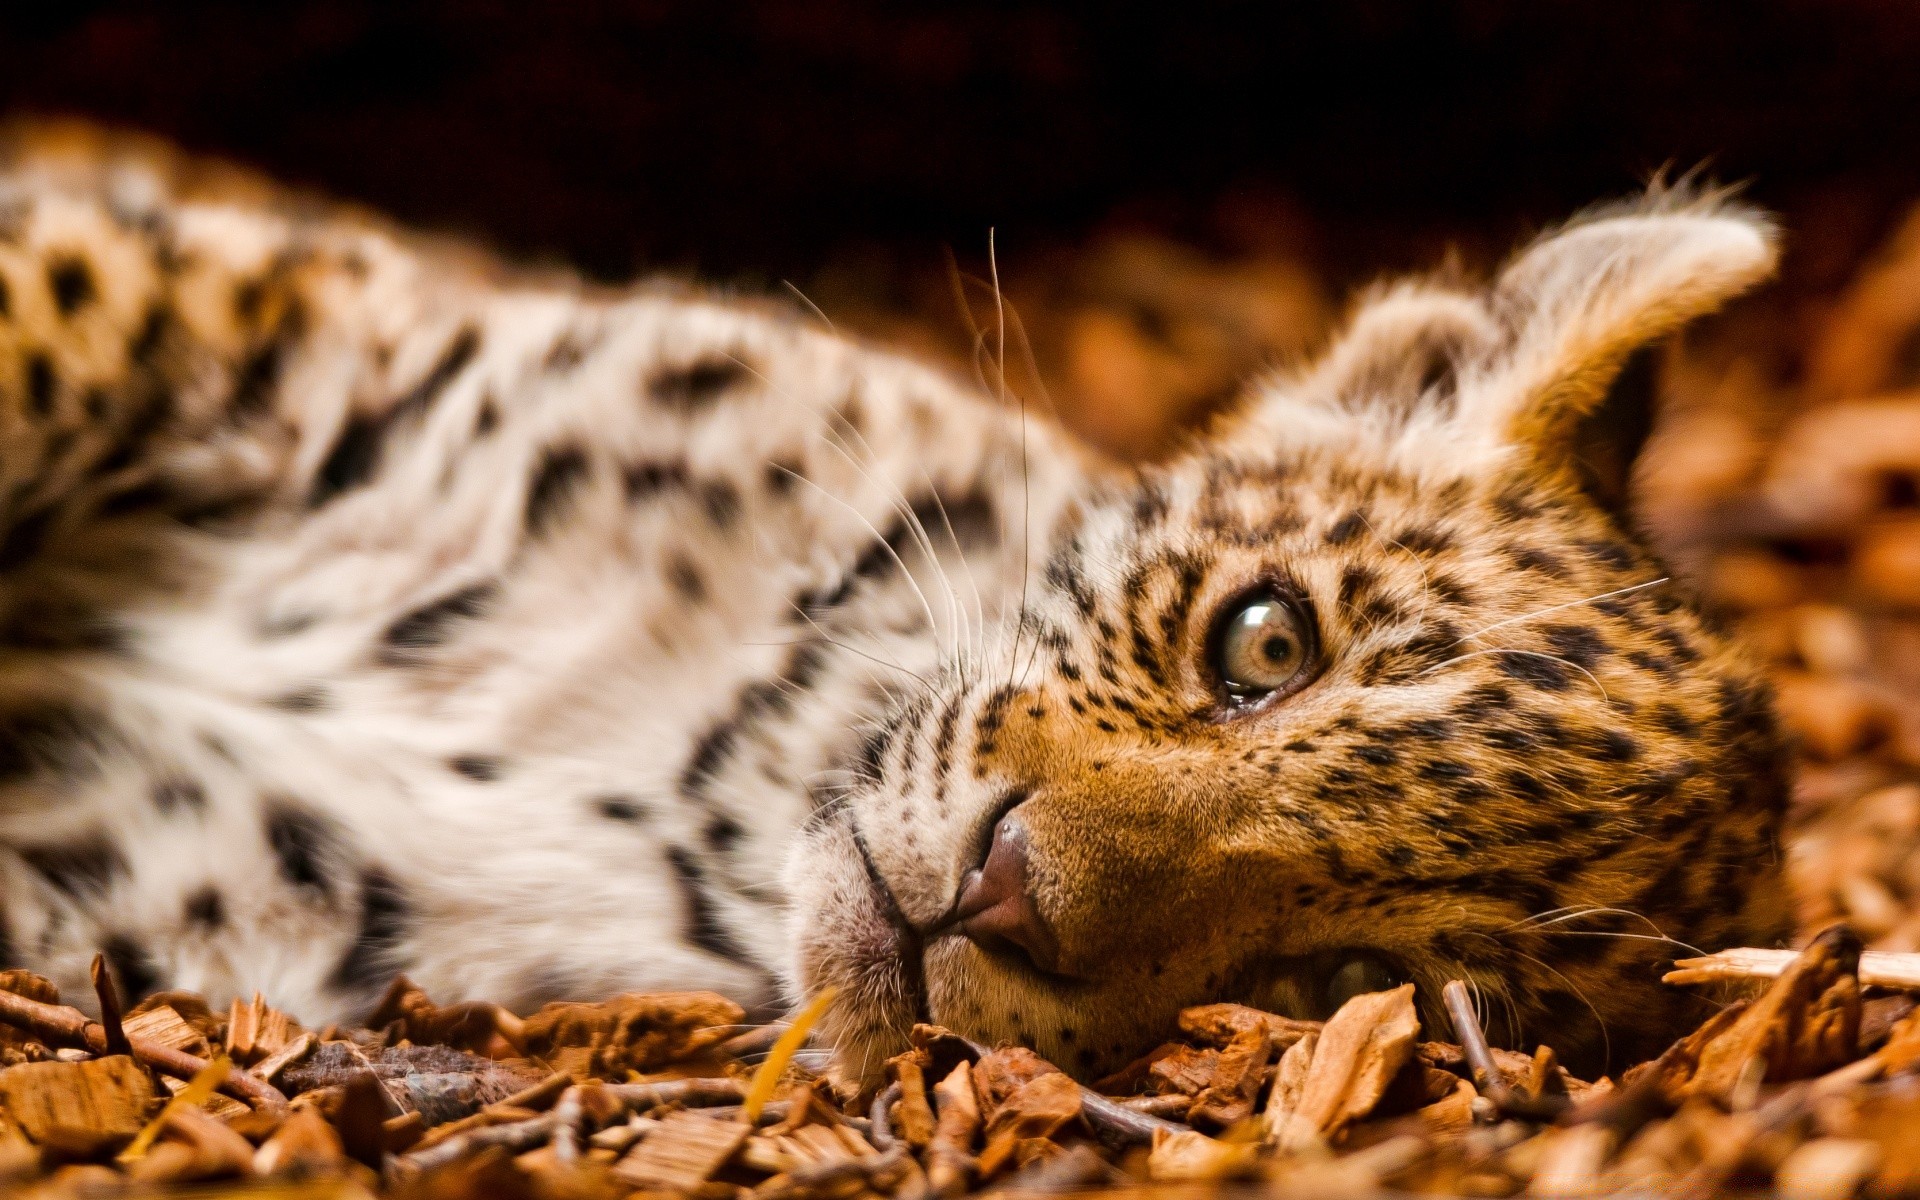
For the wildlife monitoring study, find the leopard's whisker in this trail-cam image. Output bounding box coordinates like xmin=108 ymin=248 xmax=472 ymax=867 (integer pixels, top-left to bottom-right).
xmin=1454 ymin=577 xmax=1670 ymax=645
xmin=779 ymin=279 xmax=836 ymax=335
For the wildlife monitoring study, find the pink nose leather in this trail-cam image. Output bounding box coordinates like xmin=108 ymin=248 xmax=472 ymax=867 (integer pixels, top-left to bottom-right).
xmin=952 ymin=812 xmax=1061 ymax=973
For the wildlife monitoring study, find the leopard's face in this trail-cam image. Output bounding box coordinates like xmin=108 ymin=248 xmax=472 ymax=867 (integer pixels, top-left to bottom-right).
xmin=786 ymin=191 xmax=1795 ymax=1085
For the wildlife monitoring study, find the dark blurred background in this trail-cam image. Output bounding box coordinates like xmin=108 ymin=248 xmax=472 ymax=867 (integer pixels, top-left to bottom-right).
xmin=5 ymin=1 xmax=1919 ymax=283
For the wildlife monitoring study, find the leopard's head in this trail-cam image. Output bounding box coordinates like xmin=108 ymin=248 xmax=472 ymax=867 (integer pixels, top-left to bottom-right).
xmin=788 ymin=191 xmax=1794 ymax=1087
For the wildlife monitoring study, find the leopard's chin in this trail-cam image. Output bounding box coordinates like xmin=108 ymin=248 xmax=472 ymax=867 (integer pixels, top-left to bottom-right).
xmin=784 ymin=813 xmax=927 ymax=1090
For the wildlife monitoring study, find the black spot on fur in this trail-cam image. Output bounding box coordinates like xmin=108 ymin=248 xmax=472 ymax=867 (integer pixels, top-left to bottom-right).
xmin=595 ymin=795 xmax=648 ymax=822
xmin=705 ymin=814 xmax=745 ymax=853
xmin=624 ymin=460 xmax=690 ymax=502
xmin=766 ymin=459 xmax=802 ymax=495
xmin=20 ymin=837 xmax=126 ymax=898
xmin=0 ymin=506 xmax=53 ymax=571
xmin=1394 ymin=526 xmax=1453 ymax=555
xmin=380 ymin=582 xmax=497 ymax=662
xmin=449 ymin=755 xmax=503 ymax=782
xmin=664 ymin=846 xmax=753 ymax=964
xmin=330 ymin=869 xmax=413 ymax=992
xmin=25 ymin=353 xmax=55 ymax=416
xmin=310 ymin=326 xmax=480 ymax=506
xmin=0 ymin=701 xmax=102 ymax=783
xmin=525 ymin=444 xmax=592 ymax=537
xmin=184 ymin=886 xmax=226 ymax=927
xmin=267 ymin=685 xmax=331 ymax=713
xmin=1589 ymin=728 xmax=1642 ymax=762
xmin=1506 ymin=544 xmax=1570 ymax=577
xmin=0 ymin=273 xmax=10 ymax=316
xmin=1543 ymin=624 xmax=1609 ymax=669
xmin=474 ymin=397 xmax=500 ymax=437
xmin=101 ymin=935 xmax=159 ymax=1003
xmin=648 ymin=354 xmax=751 ymax=412
xmin=1326 ymin=511 xmax=1367 ymax=545
xmin=309 ymin=414 xmax=389 ymax=507
xmin=264 ymin=802 xmax=343 ymax=896
xmin=46 ymin=257 xmax=95 ymax=316
xmin=545 ymin=332 xmax=587 ymax=371
xmin=701 ymin=480 xmax=741 ymax=528
xmin=667 ymin=556 xmax=705 ymax=603
xmin=230 ymin=341 xmax=286 ymax=415
xmin=130 ymin=304 xmax=170 ymax=364
xmin=1497 ymin=652 xmax=1573 ymax=691
xmin=152 ymin=777 xmax=207 ymax=816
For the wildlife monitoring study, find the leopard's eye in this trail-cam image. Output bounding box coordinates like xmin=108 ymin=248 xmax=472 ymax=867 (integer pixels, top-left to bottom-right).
xmin=1213 ymin=592 xmax=1312 ymax=705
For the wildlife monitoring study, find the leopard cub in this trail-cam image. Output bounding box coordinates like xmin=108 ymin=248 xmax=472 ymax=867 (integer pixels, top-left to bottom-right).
xmin=0 ymin=135 xmax=1785 ymax=1087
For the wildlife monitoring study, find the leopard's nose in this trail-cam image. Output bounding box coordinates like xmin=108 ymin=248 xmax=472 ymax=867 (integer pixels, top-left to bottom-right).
xmin=952 ymin=810 xmax=1061 ymax=974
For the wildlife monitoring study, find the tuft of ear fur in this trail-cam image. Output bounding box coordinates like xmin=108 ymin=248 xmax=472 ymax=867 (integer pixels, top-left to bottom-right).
xmin=1230 ymin=186 xmax=1778 ymax=474
xmin=1466 ymin=186 xmax=1778 ymax=451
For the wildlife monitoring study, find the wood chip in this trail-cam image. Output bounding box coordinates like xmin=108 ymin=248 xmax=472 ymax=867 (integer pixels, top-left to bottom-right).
xmin=1188 ymin=1016 xmax=1274 ymax=1129
xmin=978 ymin=1071 xmax=1081 ymax=1178
xmin=225 ymin=991 xmax=300 ymax=1065
xmin=1146 ymin=1045 xmax=1221 ymax=1096
xmin=253 ymin=1106 xmax=347 ymax=1177
xmin=1690 ymin=925 xmax=1863 ymax=1100
xmin=125 ymin=1104 xmax=254 ymax=1183
xmin=1146 ymin=1128 xmax=1259 ymax=1181
xmin=611 ymin=1109 xmax=748 ymax=1190
xmin=121 ymin=1005 xmax=212 ymax=1059
xmin=1178 ymin=1002 xmax=1322 ymax=1054
xmin=926 ymin=1060 xmax=980 ymax=1197
xmin=887 ymin=1053 xmax=936 ymax=1149
xmin=1267 ymin=984 xmax=1420 ymax=1152
xmin=1666 ymin=945 xmax=1920 ymax=989
xmin=0 ymin=1055 xmax=155 ymax=1156
xmin=521 ymin=991 xmax=745 ymax=1079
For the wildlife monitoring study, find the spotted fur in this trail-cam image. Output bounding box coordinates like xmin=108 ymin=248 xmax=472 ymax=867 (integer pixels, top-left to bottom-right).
xmin=0 ymin=133 xmax=1787 ymax=1085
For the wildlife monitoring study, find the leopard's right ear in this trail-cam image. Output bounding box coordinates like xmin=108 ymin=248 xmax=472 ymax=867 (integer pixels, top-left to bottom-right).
xmin=1294 ymin=280 xmax=1502 ymax=415
xmin=1225 ymin=277 xmax=1504 ymax=450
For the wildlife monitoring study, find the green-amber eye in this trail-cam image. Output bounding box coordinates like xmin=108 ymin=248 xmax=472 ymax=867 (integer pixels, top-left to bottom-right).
xmin=1214 ymin=593 xmax=1312 ymax=704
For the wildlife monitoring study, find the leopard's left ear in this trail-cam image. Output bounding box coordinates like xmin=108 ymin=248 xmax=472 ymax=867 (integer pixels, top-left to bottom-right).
xmin=1465 ymin=190 xmax=1779 ymax=452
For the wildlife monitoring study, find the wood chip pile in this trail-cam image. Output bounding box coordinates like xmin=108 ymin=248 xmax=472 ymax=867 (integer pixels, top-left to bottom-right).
xmin=0 ymin=934 xmax=1912 ymax=1196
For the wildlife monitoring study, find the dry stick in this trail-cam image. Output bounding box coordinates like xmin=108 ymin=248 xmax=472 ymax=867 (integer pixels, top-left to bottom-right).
xmin=399 ymin=1110 xmax=562 ymax=1174
xmin=88 ymin=952 xmax=131 ymax=1059
xmin=758 ymin=1134 xmax=911 ymax=1200
xmin=869 ymin=1081 xmax=902 ymax=1151
xmin=397 ymin=1075 xmax=749 ymax=1177
xmin=955 ymin=1037 xmax=1180 ymax=1147
xmin=550 ymin=1086 xmax=587 ymax=1165
xmin=0 ymin=984 xmax=285 ymax=1111
xmin=606 ymin=1076 xmax=746 ymax=1110
xmin=1440 ymin=980 xmax=1568 ymax=1121
xmin=720 ymin=1023 xmax=789 ymax=1060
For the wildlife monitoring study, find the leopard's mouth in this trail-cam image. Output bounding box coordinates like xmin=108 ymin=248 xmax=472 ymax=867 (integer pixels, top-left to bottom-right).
xmin=845 ymin=817 xmax=932 ymax=1023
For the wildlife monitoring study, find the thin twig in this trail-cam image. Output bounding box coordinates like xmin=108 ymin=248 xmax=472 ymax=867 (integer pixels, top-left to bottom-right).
xmin=1441 ymin=980 xmax=1568 ymax=1121
xmin=0 ymin=984 xmax=286 ymax=1111
xmin=721 ymin=1023 xmax=789 ymax=1060
xmin=89 ymin=952 xmax=130 ymax=1059
xmin=397 ymin=1110 xmax=560 ymax=1175
xmin=606 ymin=1076 xmax=746 ymax=1110
xmin=869 ymin=1081 xmax=901 ymax=1151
